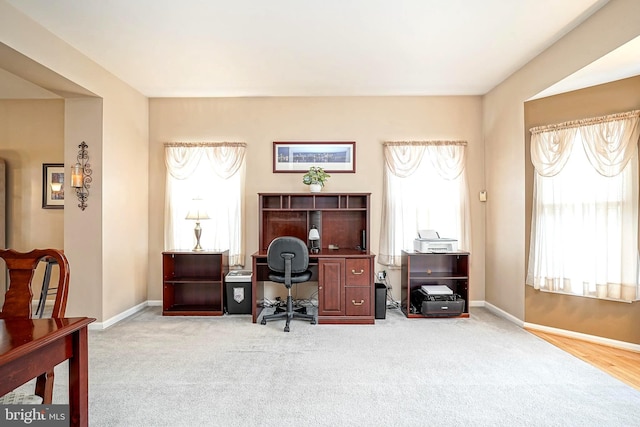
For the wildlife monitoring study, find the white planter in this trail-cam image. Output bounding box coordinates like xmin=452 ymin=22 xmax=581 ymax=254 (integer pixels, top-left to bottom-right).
xmin=309 ymin=183 xmax=322 ymax=193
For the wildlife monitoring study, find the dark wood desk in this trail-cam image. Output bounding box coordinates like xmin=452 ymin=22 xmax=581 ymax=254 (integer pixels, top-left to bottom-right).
xmin=251 ymin=249 xmax=376 ymax=325
xmin=0 ymin=317 xmax=95 ymax=427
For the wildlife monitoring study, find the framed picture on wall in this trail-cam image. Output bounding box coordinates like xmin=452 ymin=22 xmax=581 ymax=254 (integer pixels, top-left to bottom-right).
xmin=42 ymin=163 xmax=64 ymax=209
xmin=273 ymin=141 xmax=356 ymax=173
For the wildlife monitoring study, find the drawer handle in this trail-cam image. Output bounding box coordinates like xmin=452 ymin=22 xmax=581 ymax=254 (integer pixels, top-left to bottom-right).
xmin=351 ymin=299 xmax=364 ymax=306
xmin=351 ymin=269 xmax=364 ymax=275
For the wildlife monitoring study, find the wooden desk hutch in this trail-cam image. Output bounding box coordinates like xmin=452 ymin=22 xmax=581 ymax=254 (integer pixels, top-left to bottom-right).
xmin=252 ymin=193 xmax=376 ymax=324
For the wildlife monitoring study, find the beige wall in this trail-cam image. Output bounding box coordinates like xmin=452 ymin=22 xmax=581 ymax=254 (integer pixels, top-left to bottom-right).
xmin=0 ymin=99 xmax=65 ymax=298
xmin=63 ymin=98 xmax=103 ymax=319
xmin=0 ymin=99 xmax=64 ymax=250
xmin=483 ymin=0 xmax=640 ymax=327
xmin=523 ymin=75 xmax=640 ymax=344
xmin=149 ymin=96 xmax=486 ymax=303
xmin=0 ymin=0 xmax=149 ymax=323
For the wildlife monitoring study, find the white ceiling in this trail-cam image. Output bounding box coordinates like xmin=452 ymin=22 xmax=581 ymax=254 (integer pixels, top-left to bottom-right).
xmin=4 ymin=0 xmax=639 ymax=98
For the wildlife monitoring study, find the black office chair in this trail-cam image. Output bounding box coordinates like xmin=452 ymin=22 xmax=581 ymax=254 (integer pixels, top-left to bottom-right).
xmin=260 ymin=236 xmax=316 ymax=332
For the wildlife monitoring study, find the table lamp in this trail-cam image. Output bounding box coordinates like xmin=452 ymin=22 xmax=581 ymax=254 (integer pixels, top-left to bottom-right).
xmin=185 ymin=198 xmax=210 ymax=251
xmin=308 ymin=225 xmax=320 ymax=253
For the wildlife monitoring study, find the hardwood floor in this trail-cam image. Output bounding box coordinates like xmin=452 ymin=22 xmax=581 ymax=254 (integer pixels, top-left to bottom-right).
xmin=527 ymin=329 xmax=640 ymax=391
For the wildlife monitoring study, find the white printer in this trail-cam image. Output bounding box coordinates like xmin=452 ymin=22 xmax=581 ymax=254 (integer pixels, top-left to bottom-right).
xmin=413 ymin=230 xmax=458 ymax=253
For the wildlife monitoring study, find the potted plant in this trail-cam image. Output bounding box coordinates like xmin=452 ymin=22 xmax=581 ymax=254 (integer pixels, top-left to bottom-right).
xmin=302 ymin=166 xmax=331 ymax=192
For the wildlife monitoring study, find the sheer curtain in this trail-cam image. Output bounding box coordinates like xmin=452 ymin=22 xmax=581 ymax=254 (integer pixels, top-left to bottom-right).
xmin=164 ymin=142 xmax=246 ymax=266
xmin=379 ymin=141 xmax=470 ymax=266
xmin=527 ymin=110 xmax=640 ymax=301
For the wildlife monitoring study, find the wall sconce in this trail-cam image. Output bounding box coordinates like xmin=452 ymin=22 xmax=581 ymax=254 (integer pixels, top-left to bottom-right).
xmin=70 ymin=141 xmax=92 ymax=211
xmin=185 ymin=198 xmax=210 ymax=251
xmin=308 ymin=225 xmax=320 ymax=253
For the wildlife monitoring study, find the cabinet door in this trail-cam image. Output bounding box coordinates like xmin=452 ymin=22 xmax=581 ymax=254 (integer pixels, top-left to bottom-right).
xmin=318 ymin=258 xmax=345 ymax=316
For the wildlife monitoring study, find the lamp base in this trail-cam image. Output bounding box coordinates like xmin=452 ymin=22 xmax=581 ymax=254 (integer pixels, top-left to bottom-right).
xmin=193 ymin=222 xmax=204 ymax=251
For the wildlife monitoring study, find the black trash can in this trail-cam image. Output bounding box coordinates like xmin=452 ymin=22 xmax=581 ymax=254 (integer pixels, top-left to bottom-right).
xmin=225 ymin=270 xmax=252 ymax=314
xmin=375 ymin=283 xmax=387 ymax=319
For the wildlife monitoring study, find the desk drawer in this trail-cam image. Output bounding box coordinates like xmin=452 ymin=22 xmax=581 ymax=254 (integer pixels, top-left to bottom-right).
xmin=345 ymin=259 xmax=370 ymax=286
xmin=345 ymin=287 xmax=371 ymax=316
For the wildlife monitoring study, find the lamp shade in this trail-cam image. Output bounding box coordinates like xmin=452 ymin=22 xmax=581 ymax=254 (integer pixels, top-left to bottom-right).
xmin=308 ymin=227 xmax=320 ymax=240
xmin=185 ymin=198 xmax=210 ymax=221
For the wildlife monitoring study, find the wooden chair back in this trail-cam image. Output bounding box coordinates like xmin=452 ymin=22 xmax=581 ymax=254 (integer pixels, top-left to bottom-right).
xmin=0 ymin=248 xmax=69 ymax=319
xmin=0 ymin=248 xmax=69 ymax=404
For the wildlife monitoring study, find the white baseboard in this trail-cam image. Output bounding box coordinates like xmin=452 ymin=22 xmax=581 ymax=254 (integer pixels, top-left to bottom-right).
xmin=483 ymin=301 xmax=525 ymax=327
xmin=524 ymin=321 xmax=640 ymax=353
xmin=89 ymin=301 xmax=152 ymax=330
xmin=480 ymin=301 xmax=640 ymax=353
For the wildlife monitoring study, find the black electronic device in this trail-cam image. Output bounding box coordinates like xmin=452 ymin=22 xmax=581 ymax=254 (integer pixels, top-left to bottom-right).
xmin=411 ymin=288 xmax=465 ymax=317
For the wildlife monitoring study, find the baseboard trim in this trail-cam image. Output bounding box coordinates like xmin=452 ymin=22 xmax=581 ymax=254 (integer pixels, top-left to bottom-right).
xmin=483 ymin=301 xmax=525 ymax=327
xmin=523 ymin=322 xmax=640 ymax=353
xmin=89 ymin=301 xmax=151 ymax=330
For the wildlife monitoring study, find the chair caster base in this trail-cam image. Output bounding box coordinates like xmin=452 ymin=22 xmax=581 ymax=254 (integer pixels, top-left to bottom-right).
xmin=284 ymin=325 xmax=290 ymax=332
xmin=260 ymin=318 xmax=266 ymax=325
xmin=310 ymin=319 xmax=316 ymax=325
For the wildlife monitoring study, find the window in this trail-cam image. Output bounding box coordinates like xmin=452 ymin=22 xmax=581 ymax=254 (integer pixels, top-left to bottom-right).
xmin=379 ymin=141 xmax=470 ymax=266
xmin=164 ymin=143 xmax=246 ymax=266
xmin=527 ymin=111 xmax=640 ymax=301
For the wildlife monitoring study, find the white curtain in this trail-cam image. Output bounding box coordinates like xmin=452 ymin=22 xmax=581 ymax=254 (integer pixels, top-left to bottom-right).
xmin=164 ymin=142 xmax=246 ymax=266
xmin=379 ymin=141 xmax=470 ymax=266
xmin=527 ymin=110 xmax=640 ymax=301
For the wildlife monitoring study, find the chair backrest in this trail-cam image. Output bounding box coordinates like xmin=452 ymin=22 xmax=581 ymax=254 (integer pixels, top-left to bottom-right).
xmin=0 ymin=249 xmax=69 ymax=319
xmin=267 ymin=237 xmax=309 ymax=274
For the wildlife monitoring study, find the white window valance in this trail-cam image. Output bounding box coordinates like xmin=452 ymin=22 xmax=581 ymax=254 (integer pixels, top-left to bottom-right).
xmin=383 ymin=140 xmax=467 ymax=179
xmin=164 ymin=142 xmax=247 ymax=180
xmin=530 ymin=110 xmax=640 ymax=177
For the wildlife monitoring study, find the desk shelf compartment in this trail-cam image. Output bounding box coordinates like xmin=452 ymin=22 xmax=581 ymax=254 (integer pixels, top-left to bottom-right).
xmin=259 ymin=193 xmax=370 ymax=252
xmin=400 ymin=250 xmax=470 ymax=318
xmin=162 ymin=251 xmax=229 ymax=316
xmin=260 ymin=193 xmax=369 ymax=212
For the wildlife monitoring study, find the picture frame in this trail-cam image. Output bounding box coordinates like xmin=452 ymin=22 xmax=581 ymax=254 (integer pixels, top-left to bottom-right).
xmin=273 ymin=141 xmax=356 ymax=173
xmin=42 ymin=163 xmax=65 ymax=209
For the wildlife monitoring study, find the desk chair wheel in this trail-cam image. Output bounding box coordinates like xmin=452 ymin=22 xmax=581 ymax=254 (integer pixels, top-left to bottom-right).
xmin=260 ymin=318 xmax=267 ymax=325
